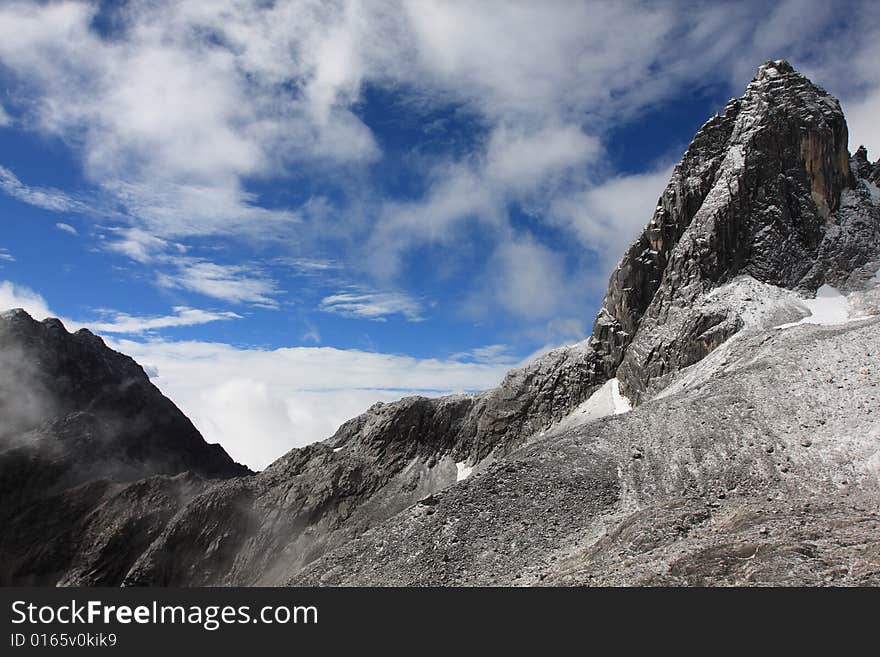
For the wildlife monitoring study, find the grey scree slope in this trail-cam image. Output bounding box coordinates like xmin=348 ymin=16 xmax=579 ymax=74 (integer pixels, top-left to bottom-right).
xmin=1 ymin=60 xmax=879 ymax=586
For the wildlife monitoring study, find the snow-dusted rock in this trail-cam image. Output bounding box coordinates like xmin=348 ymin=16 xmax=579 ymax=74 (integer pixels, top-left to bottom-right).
xmin=3 ymin=61 xmax=880 ymax=587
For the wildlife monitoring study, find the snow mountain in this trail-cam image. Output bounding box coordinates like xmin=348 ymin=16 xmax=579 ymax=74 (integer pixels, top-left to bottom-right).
xmin=2 ymin=60 xmax=879 ymax=586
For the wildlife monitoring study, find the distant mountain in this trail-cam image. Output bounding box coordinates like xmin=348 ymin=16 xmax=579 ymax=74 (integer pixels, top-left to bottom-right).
xmin=2 ymin=61 xmax=879 ymax=586
xmin=0 ymin=310 xmax=248 ymax=585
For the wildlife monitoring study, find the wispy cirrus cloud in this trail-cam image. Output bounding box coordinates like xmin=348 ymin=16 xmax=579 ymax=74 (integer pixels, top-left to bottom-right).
xmin=55 ymin=222 xmax=78 ymax=236
xmin=0 ymin=248 xmax=15 ymax=263
xmin=0 ymin=279 xmax=244 ymax=336
xmin=319 ymin=289 xmax=424 ymax=322
xmin=87 ymin=306 xmax=242 ymax=335
xmin=0 ymin=165 xmax=91 ymax=214
xmin=98 ymin=227 xmax=282 ymax=309
xmin=101 ymin=226 xmax=180 ymax=264
xmin=157 ymin=259 xmax=281 ymax=309
xmin=450 ymin=343 xmax=517 ymax=365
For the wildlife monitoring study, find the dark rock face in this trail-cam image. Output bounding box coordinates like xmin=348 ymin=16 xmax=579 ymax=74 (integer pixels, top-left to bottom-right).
xmin=0 ymin=310 xmax=248 ymax=585
xmin=595 ymin=61 xmax=880 ymax=402
xmin=0 ymin=309 xmax=249 ymax=480
xmin=2 ymin=61 xmax=879 ymax=587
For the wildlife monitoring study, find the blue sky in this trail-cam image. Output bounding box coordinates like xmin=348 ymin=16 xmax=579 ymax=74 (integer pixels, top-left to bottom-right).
xmin=1 ymin=0 xmax=879 ymax=468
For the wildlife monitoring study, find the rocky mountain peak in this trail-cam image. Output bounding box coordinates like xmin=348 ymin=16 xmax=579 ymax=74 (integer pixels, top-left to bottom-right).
xmin=593 ymin=60 xmax=877 ymax=402
xmin=0 ymin=308 xmax=249 ymax=480
xmin=2 ymin=61 xmax=879 ymax=587
xmin=752 ymin=58 xmax=796 ymax=80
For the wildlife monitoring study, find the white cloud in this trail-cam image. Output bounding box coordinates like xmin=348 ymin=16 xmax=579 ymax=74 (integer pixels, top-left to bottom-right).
xmin=524 ymin=317 xmax=589 ymax=352
xmin=55 ymin=222 xmax=78 ymax=236
xmin=551 ymin=166 xmax=673 ymax=277
xmin=112 ymin=336 xmax=513 ymax=469
xmin=157 ymin=257 xmax=280 ymax=309
xmin=0 ymin=279 xmax=241 ymax=336
xmin=87 ymin=306 xmax=241 ymax=335
xmin=0 ymin=278 xmax=512 ymax=469
xmin=450 ymin=343 xmax=516 ymax=365
xmin=0 ymin=0 xmax=375 ymax=241
xmin=157 ymin=258 xmax=281 ymax=308
xmin=99 ymin=228 xmax=282 ymax=309
xmin=466 ymin=236 xmax=572 ymax=321
xmin=0 ymin=280 xmax=52 ymax=318
xmin=0 ymin=165 xmax=87 ymax=213
xmin=5 ymin=1 xmax=873 ymax=245
xmin=0 ymin=248 xmax=14 ymax=263
xmin=0 ymin=103 xmax=10 ymax=127
xmin=484 ymin=124 xmax=600 ymax=191
xmin=102 ymin=226 xmax=174 ymax=264
xmin=366 ymin=122 xmax=600 ymax=282
xmin=1 ymin=0 xmax=879 ymax=336
xmin=301 ymin=321 xmax=321 ymax=344
xmin=844 ymin=92 xmax=880 ymax=159
xmin=319 ymin=289 xmax=424 ymax=322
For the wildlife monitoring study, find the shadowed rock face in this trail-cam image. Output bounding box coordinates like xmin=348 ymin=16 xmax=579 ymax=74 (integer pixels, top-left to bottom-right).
xmin=0 ymin=309 xmax=249 ymax=481
xmin=2 ymin=61 xmax=879 ymax=587
xmin=595 ymin=60 xmax=879 ymax=403
xmin=0 ymin=310 xmax=248 ymax=585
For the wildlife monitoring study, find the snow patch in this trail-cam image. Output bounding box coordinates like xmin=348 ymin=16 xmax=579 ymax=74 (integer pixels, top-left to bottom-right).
xmin=866 ymin=180 xmax=880 ymax=205
xmin=776 ymin=285 xmax=850 ymax=328
xmin=455 ymin=461 xmax=473 ymax=482
xmin=550 ymin=377 xmax=630 ymax=433
xmin=703 ymin=275 xmax=810 ymax=330
xmin=610 ymin=378 xmax=632 ymax=414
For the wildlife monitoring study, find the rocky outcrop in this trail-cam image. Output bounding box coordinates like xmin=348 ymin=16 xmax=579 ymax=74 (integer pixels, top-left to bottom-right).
xmin=0 ymin=310 xmax=248 ymax=585
xmin=121 ymin=345 xmax=607 ymax=586
xmin=593 ymin=60 xmax=880 ymax=402
xmin=292 ymin=316 xmax=880 ymax=586
xmin=0 ymin=309 xmax=248 ymax=481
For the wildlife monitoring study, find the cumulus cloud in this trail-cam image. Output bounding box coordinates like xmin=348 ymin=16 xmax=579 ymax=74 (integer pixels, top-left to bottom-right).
xmin=551 ymin=166 xmax=674 ymax=279
xmin=1 ymin=1 xmax=879 ymax=360
xmin=2 ymin=1 xmax=878 ymax=469
xmin=112 ymin=337 xmax=514 ymax=469
xmin=0 ymin=281 xmax=52 ymax=319
xmin=836 ymin=31 xmax=880 ymax=158
xmin=466 ymin=236 xmax=572 ymax=322
xmin=0 ymin=278 xmax=513 ymax=469
xmin=844 ymin=91 xmax=880 ymax=160
xmin=0 ymin=0 xmax=374 ymax=240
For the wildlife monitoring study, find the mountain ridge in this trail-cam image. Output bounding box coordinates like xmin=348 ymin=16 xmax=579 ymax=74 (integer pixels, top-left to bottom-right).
xmin=2 ymin=60 xmax=879 ymax=586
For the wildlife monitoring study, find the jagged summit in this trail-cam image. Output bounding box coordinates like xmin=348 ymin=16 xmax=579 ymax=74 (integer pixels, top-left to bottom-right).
xmin=1 ymin=62 xmax=879 ymax=586
xmin=0 ymin=308 xmax=249 ymax=479
xmin=754 ymin=58 xmax=796 ymax=78
xmin=594 ymin=58 xmax=877 ymax=401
